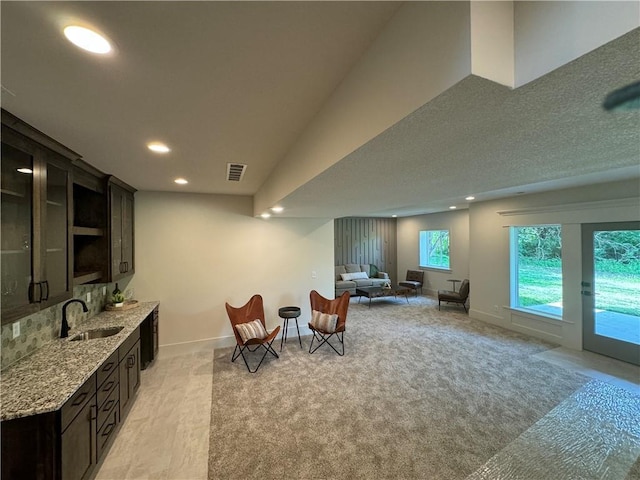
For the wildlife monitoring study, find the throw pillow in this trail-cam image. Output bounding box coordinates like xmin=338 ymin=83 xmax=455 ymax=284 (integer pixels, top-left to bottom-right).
xmin=235 ymin=319 xmax=267 ymax=343
xmin=340 ymin=271 xmax=369 ymax=281
xmin=310 ymin=310 xmax=338 ymax=333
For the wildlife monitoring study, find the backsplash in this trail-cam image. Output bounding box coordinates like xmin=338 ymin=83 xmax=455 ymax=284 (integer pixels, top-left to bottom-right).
xmin=1 ymin=282 xmax=134 ymax=369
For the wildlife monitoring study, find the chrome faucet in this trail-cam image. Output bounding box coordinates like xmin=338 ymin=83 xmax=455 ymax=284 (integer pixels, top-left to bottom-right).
xmin=61 ymin=299 xmax=88 ymax=338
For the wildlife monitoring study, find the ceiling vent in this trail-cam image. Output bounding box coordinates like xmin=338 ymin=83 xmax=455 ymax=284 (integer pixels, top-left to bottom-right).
xmin=226 ymin=163 xmax=247 ymax=182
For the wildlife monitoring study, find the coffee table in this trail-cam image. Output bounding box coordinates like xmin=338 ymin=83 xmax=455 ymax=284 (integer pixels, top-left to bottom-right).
xmin=355 ymin=285 xmax=411 ymax=307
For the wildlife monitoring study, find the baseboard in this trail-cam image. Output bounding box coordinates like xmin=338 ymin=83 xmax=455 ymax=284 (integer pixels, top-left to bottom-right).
xmin=159 ymin=324 xmax=312 ymax=351
xmin=469 ymin=308 xmax=505 ymax=327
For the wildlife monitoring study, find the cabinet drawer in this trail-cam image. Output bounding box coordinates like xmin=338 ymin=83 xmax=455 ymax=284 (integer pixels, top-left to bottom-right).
xmin=97 ymin=350 xmax=119 ymax=388
xmin=61 ymin=374 xmax=96 ymax=432
xmin=119 ymin=327 xmax=140 ymax=362
xmin=97 ymin=384 xmax=119 ymax=430
xmin=97 ymin=367 xmax=119 ymax=408
xmin=96 ymin=400 xmax=120 ymax=461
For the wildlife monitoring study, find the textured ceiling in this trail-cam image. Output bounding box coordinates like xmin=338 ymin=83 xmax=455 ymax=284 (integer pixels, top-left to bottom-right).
xmin=1 ymin=3 xmax=638 ymax=218
xmin=280 ymin=28 xmax=640 ymax=217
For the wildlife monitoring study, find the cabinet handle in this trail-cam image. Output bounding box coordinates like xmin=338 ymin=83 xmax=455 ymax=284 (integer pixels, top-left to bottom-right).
xmin=72 ymin=391 xmax=88 ymax=406
xmin=42 ymin=280 xmax=49 ymax=301
xmin=127 ymin=356 xmax=135 ymax=368
xmin=102 ymin=361 xmax=115 ymax=373
xmin=103 ymin=399 xmax=115 ymax=412
xmin=90 ymin=404 xmax=98 ymax=421
xmin=102 ymin=380 xmax=115 ymax=392
xmin=125 ymin=262 xmax=129 ymax=272
xmin=102 ymin=422 xmax=116 ymax=437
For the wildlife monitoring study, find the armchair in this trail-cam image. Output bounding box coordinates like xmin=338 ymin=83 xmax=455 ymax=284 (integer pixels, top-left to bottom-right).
xmin=438 ymin=279 xmax=470 ymax=313
xmin=399 ymin=270 xmax=424 ymax=296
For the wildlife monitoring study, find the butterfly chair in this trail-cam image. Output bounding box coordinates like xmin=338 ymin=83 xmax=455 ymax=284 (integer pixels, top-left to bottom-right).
xmin=308 ymin=290 xmax=350 ymax=355
xmin=225 ymin=294 xmax=281 ymax=373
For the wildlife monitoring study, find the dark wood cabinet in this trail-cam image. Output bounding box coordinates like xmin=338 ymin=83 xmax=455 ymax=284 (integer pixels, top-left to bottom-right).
xmin=73 ymin=161 xmax=108 ymax=285
xmin=108 ymin=178 xmax=136 ymax=282
xmin=1 ymin=110 xmax=137 ymax=296
xmin=140 ymin=306 xmax=159 ymax=369
xmin=1 ymin=110 xmax=76 ymax=324
xmin=61 ymin=387 xmax=97 ymax=480
xmin=0 ymin=325 xmax=146 ymax=479
xmin=1 ymin=374 xmax=97 ymax=480
xmin=119 ymin=327 xmax=141 ymax=414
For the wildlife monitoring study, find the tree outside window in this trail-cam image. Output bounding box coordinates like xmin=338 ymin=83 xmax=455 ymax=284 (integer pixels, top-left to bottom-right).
xmin=419 ymin=230 xmax=450 ymax=269
xmin=510 ymin=225 xmax=562 ymax=315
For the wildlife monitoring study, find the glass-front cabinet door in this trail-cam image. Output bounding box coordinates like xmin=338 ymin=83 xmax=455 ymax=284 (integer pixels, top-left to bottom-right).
xmin=42 ymin=154 xmax=72 ymax=307
xmin=109 ymin=181 xmax=135 ymax=281
xmin=1 ymin=124 xmax=73 ymax=323
xmin=1 ymin=140 xmax=37 ymax=320
xmin=110 ymin=184 xmax=123 ymax=278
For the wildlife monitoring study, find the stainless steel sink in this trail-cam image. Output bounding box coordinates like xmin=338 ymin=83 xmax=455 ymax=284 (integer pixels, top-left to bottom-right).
xmin=70 ymin=326 xmax=124 ymax=341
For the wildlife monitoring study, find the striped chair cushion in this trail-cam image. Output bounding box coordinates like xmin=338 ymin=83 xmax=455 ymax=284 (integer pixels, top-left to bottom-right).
xmin=310 ymin=310 xmax=338 ymax=333
xmin=235 ymin=319 xmax=268 ymax=343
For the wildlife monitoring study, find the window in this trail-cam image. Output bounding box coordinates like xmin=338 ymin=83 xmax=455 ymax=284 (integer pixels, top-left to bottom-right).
xmin=510 ymin=225 xmax=562 ymax=317
xmin=419 ymin=230 xmax=450 ymax=269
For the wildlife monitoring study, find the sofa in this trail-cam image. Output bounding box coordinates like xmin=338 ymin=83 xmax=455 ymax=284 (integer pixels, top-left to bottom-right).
xmin=335 ymin=264 xmax=390 ymax=296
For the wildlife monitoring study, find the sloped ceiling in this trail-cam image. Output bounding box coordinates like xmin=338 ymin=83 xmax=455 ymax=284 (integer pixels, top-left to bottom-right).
xmin=279 ymin=28 xmax=640 ymax=217
xmin=1 ymin=2 xmax=638 ymax=219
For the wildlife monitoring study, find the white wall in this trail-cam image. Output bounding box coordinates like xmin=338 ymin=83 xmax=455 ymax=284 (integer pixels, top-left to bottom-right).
xmin=255 ymin=1 xmax=472 ymax=215
xmin=396 ymin=179 xmax=639 ymax=350
xmin=131 ymin=191 xmax=334 ymax=347
xmin=469 ymin=179 xmax=640 ymax=349
xmin=471 ymin=0 xmax=514 ymax=87
xmin=514 ymin=1 xmax=640 ymax=87
xmin=397 ymin=209 xmax=470 ymax=295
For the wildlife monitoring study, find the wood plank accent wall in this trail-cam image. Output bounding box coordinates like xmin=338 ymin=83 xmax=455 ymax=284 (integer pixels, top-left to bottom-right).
xmin=334 ymin=218 xmax=397 ymax=281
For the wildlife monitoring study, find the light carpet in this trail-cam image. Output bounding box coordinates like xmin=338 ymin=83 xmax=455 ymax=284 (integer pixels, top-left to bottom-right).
xmin=208 ymin=296 xmax=593 ymax=479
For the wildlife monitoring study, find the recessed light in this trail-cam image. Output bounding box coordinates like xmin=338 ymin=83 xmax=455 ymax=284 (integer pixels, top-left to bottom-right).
xmin=391 ymin=215 xmax=397 ymax=218
xmin=147 ymin=142 xmax=171 ymax=154
xmin=465 ymin=196 xmax=475 ymax=201
xmin=271 ymin=206 xmax=284 ymax=213
xmin=174 ymin=178 xmax=188 ymax=185
xmin=260 ymin=213 xmax=271 ymax=219
xmin=17 ymin=168 xmax=33 ymax=174
xmin=63 ymin=26 xmax=112 ymax=54
xmin=449 ymin=206 xmax=457 ymax=210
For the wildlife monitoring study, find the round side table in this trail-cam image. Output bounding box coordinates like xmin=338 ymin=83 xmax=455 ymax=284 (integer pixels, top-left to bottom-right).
xmin=278 ymin=306 xmax=302 ymax=351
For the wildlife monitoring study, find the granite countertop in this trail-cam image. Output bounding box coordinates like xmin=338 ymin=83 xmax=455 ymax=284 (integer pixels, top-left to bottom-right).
xmin=1 ymin=301 xmax=159 ymax=422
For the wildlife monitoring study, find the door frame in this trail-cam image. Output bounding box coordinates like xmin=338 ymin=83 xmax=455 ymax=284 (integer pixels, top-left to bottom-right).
xmin=581 ymin=221 xmax=640 ymax=365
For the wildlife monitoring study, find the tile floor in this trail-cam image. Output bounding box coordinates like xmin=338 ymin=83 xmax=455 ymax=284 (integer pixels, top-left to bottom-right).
xmin=95 ymin=340 xmax=215 ymax=480
xmin=94 ymin=341 xmax=639 ymax=480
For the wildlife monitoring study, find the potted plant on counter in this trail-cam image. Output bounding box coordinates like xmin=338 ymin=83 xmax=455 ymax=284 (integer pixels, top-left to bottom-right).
xmin=111 ymin=284 xmax=125 ymax=308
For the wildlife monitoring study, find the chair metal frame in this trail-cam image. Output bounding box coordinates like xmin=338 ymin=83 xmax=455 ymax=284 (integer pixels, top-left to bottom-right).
xmin=308 ymin=290 xmax=350 ymax=356
xmin=225 ymin=294 xmax=281 ymax=373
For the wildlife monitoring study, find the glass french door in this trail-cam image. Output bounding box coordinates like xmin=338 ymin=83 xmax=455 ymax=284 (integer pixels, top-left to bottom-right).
xmin=582 ymin=222 xmax=640 ymax=365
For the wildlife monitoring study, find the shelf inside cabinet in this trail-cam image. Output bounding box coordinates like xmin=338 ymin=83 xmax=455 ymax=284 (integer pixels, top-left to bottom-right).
xmin=1 ymin=188 xmax=25 ymax=198
xmin=73 ymin=226 xmax=104 ymax=237
xmin=74 ymin=271 xmax=103 ymax=285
